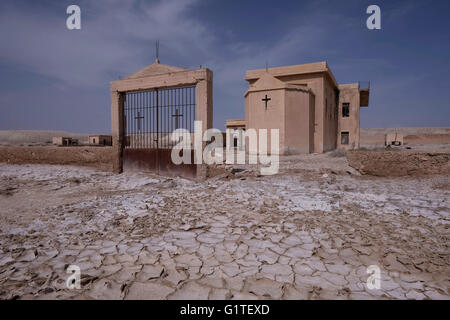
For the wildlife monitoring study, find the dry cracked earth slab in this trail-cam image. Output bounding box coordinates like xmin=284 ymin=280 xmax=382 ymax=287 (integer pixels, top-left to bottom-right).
xmin=0 ymin=161 xmax=449 ymax=300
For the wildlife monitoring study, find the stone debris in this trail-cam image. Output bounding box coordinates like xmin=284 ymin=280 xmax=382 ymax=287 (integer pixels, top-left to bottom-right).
xmin=0 ymin=162 xmax=448 ymax=300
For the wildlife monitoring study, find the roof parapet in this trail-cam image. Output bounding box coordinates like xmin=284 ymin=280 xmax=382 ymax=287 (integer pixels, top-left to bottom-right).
xmin=359 ymin=81 xmax=370 ymax=107
xmin=245 ymin=61 xmax=338 ymax=88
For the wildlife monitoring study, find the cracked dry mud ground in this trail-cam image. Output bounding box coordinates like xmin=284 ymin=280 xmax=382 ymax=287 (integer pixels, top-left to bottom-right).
xmin=0 ymin=157 xmax=449 ymax=300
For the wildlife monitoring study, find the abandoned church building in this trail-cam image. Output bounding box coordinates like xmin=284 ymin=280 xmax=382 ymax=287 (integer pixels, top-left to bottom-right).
xmin=228 ymin=61 xmax=370 ymax=154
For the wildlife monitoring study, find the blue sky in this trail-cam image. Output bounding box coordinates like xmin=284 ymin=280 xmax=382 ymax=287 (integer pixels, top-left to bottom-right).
xmin=0 ymin=0 xmax=449 ymax=133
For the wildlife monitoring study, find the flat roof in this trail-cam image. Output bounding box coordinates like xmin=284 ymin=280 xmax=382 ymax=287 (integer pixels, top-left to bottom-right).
xmin=245 ymin=61 xmax=338 ymax=88
xmin=226 ymin=119 xmax=245 ymax=127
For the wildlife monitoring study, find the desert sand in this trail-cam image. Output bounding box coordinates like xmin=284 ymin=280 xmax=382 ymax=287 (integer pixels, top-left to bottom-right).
xmin=0 ymin=150 xmax=448 ymax=300
xmin=0 ymin=130 xmax=97 ymax=146
xmin=360 ymin=127 xmax=450 ymax=150
xmin=0 ymin=128 xmax=448 ymax=300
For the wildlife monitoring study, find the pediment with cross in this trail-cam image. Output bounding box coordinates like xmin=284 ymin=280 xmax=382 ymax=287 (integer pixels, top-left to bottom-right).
xmin=172 ymin=108 xmax=183 ymax=129
xmin=244 ymin=72 xmax=288 ymax=97
xmin=125 ymin=61 xmax=187 ymax=80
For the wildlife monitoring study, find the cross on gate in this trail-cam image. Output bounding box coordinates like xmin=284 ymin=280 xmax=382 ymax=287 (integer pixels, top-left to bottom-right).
xmin=262 ymin=94 xmax=271 ymax=110
xmin=172 ymin=108 xmax=183 ymax=129
xmin=135 ymin=111 xmax=144 ymax=131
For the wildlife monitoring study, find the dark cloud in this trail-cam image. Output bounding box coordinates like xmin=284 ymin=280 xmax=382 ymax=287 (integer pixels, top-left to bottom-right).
xmin=0 ymin=0 xmax=449 ymax=133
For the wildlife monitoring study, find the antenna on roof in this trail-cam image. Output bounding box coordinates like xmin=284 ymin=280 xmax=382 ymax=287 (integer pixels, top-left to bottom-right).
xmin=155 ymin=40 xmax=160 ymax=64
xmin=265 ymin=60 xmax=268 ymax=72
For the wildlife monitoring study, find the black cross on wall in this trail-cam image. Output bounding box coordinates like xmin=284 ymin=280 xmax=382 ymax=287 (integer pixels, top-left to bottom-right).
xmin=262 ymin=94 xmax=271 ymax=110
xmin=135 ymin=111 xmax=144 ymax=131
xmin=172 ymin=108 xmax=183 ymax=129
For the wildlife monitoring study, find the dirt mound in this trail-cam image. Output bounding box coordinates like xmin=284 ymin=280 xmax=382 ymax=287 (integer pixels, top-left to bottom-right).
xmin=0 ymin=146 xmax=115 ymax=171
xmin=361 ymin=127 xmax=450 ymax=136
xmin=404 ymin=133 xmax=450 ymax=145
xmin=360 ymin=127 xmax=450 ymax=148
xmin=347 ymin=151 xmax=450 ymax=177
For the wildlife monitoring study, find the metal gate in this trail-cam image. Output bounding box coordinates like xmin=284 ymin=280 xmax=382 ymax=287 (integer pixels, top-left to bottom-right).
xmin=123 ymin=86 xmax=196 ymax=178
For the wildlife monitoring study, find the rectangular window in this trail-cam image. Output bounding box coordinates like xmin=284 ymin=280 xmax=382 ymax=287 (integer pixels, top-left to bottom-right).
xmin=342 ymin=103 xmax=350 ymax=117
xmin=341 ymin=131 xmax=349 ymax=145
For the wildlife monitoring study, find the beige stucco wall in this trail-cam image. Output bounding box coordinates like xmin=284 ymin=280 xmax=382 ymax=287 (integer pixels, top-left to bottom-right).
xmin=284 ymin=89 xmax=315 ymax=154
xmin=338 ymin=84 xmax=360 ymax=150
xmin=245 ymin=88 xmax=285 ymax=154
xmin=279 ymin=74 xmax=323 ymax=153
xmin=110 ymin=91 xmax=125 ymax=172
xmin=248 ymin=73 xmax=323 ymax=153
xmin=309 ymin=93 xmax=316 ymax=151
xmin=245 ymin=87 xmax=314 ymax=155
xmin=322 ymin=74 xmax=338 ymax=152
xmin=281 ymin=74 xmax=338 ymax=153
xmin=281 ymin=73 xmax=340 ymax=153
xmin=195 ymin=70 xmax=213 ymax=134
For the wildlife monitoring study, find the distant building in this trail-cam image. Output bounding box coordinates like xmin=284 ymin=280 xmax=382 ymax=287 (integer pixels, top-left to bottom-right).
xmin=52 ymin=137 xmax=78 ymax=146
xmin=89 ymin=135 xmax=112 ymax=146
xmin=226 ymin=119 xmax=246 ymax=131
xmin=385 ymin=133 xmax=404 ymax=146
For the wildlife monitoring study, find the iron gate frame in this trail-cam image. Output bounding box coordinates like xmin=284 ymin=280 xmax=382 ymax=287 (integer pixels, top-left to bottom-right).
xmin=123 ymin=86 xmax=197 ymax=177
xmin=110 ymin=67 xmax=213 ymax=177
